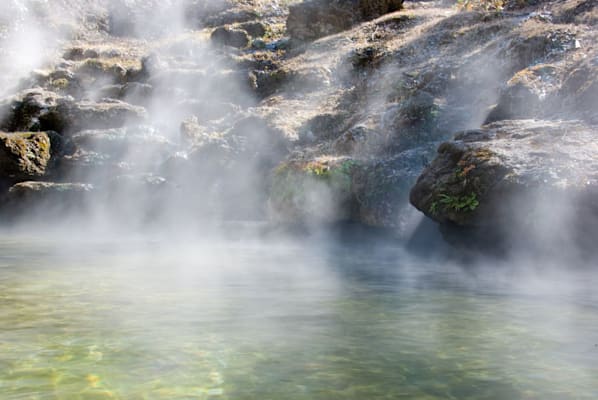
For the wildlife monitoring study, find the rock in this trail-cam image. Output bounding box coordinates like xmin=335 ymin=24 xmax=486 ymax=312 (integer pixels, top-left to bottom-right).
xmin=74 ymin=58 xmax=128 ymax=85
xmin=250 ymin=69 xmax=288 ymax=98
xmin=410 ymin=120 xmax=598 ymax=253
xmin=211 ymin=26 xmax=250 ymax=48
xmin=485 ymin=65 xmax=561 ymax=123
xmin=287 ymin=0 xmax=403 ymax=42
xmin=299 ymin=111 xmax=353 ymax=142
xmin=560 ymin=58 xmax=598 ymax=124
xmin=0 ymin=132 xmax=52 ymax=182
xmin=0 ymin=89 xmax=147 ymax=134
xmin=188 ymin=1 xmax=259 ymax=27
xmin=269 ymin=146 xmax=435 ymax=229
xmin=71 ymin=126 xmax=175 ymax=162
xmin=228 ymin=115 xmax=288 ymax=156
xmin=269 ymin=158 xmax=359 ymax=224
xmin=2 ymin=181 xmax=93 ymax=217
xmin=238 ymin=21 xmax=267 ymax=38
xmin=252 ymin=39 xmax=267 ymax=49
xmin=382 ymin=91 xmax=440 ymax=151
xmin=105 ymin=174 xmax=170 ymax=223
xmin=332 ymin=125 xmax=378 ymax=155
xmin=0 ymin=90 xmax=66 ymax=132
xmin=353 ymin=146 xmax=436 ymax=229
xmin=65 ymin=99 xmax=148 ymax=133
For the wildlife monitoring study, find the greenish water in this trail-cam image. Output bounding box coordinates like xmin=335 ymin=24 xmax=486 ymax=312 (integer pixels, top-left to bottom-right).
xmin=1 ymin=237 xmax=598 ymax=400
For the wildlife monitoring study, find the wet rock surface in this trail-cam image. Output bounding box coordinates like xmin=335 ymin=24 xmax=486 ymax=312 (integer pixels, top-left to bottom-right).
xmin=287 ymin=0 xmax=404 ymax=42
xmin=410 ymin=120 xmax=598 ymax=253
xmin=0 ymin=0 xmax=596 ymax=252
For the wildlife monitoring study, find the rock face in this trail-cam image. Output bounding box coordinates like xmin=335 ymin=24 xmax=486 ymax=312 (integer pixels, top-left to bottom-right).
xmin=269 ymin=148 xmax=433 ymax=230
xmin=410 ymin=120 xmax=598 ymax=252
xmin=0 ymin=132 xmax=52 ymax=181
xmin=211 ymin=26 xmax=250 ymax=48
xmin=0 ymin=89 xmax=147 ymax=134
xmin=0 ymin=0 xmax=596 ymax=248
xmin=1 ymin=181 xmax=94 ymax=219
xmin=287 ymin=0 xmax=403 ymax=42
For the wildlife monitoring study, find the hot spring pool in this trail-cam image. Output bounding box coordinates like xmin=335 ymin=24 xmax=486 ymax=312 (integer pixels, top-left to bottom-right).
xmin=1 ymin=236 xmax=597 ymax=399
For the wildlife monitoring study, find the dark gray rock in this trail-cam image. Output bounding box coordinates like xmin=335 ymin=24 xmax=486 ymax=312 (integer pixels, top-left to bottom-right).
xmin=287 ymin=0 xmax=404 ymax=42
xmin=0 ymin=89 xmax=147 ymax=134
xmin=211 ymin=26 xmax=250 ymax=48
xmin=410 ymin=119 xmax=598 ymax=254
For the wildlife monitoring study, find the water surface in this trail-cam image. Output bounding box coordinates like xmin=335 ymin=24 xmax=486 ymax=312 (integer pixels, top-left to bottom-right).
xmin=1 ymin=236 xmax=597 ymax=399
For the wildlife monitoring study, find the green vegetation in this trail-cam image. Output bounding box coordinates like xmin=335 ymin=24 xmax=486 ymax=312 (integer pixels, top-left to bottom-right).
xmin=430 ymin=192 xmax=479 ymax=215
xmin=270 ymin=159 xmax=359 ymax=215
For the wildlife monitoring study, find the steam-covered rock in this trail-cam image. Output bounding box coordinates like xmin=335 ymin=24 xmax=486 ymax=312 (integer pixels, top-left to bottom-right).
xmin=287 ymin=0 xmax=403 ymax=42
xmin=410 ymin=120 xmax=598 ymax=252
xmin=0 ymin=89 xmax=147 ymax=133
xmin=1 ymin=181 xmax=93 ymax=218
xmin=211 ymin=26 xmax=250 ymax=49
xmin=269 ymin=158 xmax=358 ymax=224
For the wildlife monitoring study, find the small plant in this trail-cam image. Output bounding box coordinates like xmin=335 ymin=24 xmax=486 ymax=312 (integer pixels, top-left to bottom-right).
xmin=429 ymin=201 xmax=439 ymax=215
xmin=436 ymin=192 xmax=480 ymax=212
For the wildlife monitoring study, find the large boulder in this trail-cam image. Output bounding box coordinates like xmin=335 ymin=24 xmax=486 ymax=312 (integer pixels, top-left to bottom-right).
xmin=287 ymin=0 xmax=403 ymax=42
xmin=410 ymin=120 xmax=598 ymax=254
xmin=0 ymin=132 xmax=52 ymax=182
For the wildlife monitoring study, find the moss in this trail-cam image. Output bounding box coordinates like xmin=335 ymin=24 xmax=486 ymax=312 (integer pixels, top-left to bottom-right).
xmin=51 ymin=78 xmax=69 ymax=89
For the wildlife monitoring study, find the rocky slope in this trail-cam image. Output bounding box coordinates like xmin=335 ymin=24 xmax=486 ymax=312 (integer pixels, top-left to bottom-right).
xmin=0 ymin=0 xmax=596 ymax=252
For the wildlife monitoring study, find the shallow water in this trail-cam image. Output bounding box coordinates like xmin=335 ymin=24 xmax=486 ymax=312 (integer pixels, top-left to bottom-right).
xmin=1 ymin=236 xmax=598 ymax=400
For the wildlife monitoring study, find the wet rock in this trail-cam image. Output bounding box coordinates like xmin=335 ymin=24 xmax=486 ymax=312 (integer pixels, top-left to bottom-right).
xmin=410 ymin=119 xmax=598 ymax=253
xmin=0 ymin=89 xmax=147 ymax=134
xmin=71 ymin=126 xmax=175 ymax=162
xmin=0 ymin=90 xmax=67 ymax=132
xmin=299 ymin=111 xmax=353 ymax=142
xmin=353 ymin=146 xmax=437 ymax=228
xmin=2 ymin=181 xmax=93 ymax=217
xmin=332 ymin=125 xmax=381 ymax=155
xmin=105 ymin=174 xmax=170 ymax=222
xmin=64 ymin=99 xmax=148 ymax=133
xmin=250 ymin=69 xmax=288 ymax=98
xmin=560 ymin=58 xmax=598 ymax=124
xmin=0 ymin=132 xmax=52 ymax=182
xmin=382 ymin=92 xmax=440 ymax=151
xmin=287 ymin=0 xmax=404 ymax=42
xmin=238 ymin=21 xmax=267 ymax=38
xmin=74 ymin=58 xmax=128 ymax=85
xmin=485 ymin=64 xmax=561 ymax=123
xmin=211 ymin=26 xmax=250 ymax=48
xmin=188 ymin=1 xmax=259 ymax=27
xmin=269 ymin=158 xmax=359 ymax=224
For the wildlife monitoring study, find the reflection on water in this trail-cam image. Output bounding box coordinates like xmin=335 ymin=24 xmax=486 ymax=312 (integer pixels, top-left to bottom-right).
xmin=1 ymin=236 xmax=597 ymax=400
